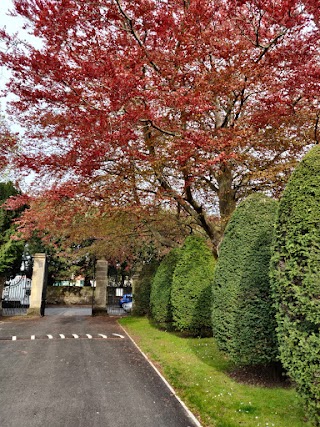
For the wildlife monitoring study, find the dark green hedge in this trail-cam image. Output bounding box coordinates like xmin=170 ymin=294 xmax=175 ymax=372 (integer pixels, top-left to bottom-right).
xmin=171 ymin=235 xmax=215 ymax=336
xmin=150 ymin=248 xmax=180 ymax=327
xmin=270 ymin=145 xmax=320 ymax=425
xmin=132 ymin=260 xmax=159 ymax=316
xmin=212 ymin=193 xmax=278 ymax=365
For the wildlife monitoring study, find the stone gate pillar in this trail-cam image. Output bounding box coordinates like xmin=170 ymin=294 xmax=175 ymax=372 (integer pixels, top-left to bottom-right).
xmin=92 ymin=258 xmax=108 ymax=316
xmin=28 ymin=253 xmax=48 ymax=316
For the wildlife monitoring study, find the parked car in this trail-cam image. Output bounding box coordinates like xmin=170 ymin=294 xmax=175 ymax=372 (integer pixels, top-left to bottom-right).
xmin=122 ymin=301 xmax=132 ymax=313
xmin=119 ymin=294 xmax=132 ymax=307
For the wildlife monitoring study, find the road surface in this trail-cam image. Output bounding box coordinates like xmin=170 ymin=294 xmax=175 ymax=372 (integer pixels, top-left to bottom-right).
xmin=0 ymin=308 xmax=200 ymax=427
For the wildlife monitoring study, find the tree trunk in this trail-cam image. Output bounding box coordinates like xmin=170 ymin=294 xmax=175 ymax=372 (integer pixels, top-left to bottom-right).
xmin=217 ymin=165 xmax=236 ymax=225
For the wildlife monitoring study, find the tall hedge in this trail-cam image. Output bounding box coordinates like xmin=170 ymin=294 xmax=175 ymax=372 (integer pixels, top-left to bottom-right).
xmin=171 ymin=235 xmax=215 ymax=336
xmin=212 ymin=193 xmax=278 ymax=365
xmin=150 ymin=248 xmax=180 ymax=327
xmin=132 ymin=259 xmax=159 ymax=316
xmin=270 ymin=145 xmax=320 ymax=425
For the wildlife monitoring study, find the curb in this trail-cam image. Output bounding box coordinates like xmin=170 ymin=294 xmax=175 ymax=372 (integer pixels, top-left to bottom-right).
xmin=119 ymin=323 xmax=203 ymax=427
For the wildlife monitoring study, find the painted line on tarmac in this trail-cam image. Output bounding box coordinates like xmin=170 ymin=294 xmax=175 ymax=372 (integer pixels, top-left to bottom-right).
xmin=119 ymin=324 xmax=203 ymax=427
xmin=0 ymin=333 xmax=125 ymax=341
xmin=112 ymin=333 xmax=125 ymax=339
xmin=98 ymin=334 xmax=108 ymax=339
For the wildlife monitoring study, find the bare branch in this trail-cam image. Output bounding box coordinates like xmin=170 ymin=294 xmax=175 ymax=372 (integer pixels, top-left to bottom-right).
xmin=140 ymin=119 xmax=181 ymax=137
xmin=255 ymin=29 xmax=288 ymax=63
xmin=315 ymin=113 xmax=319 ymax=144
xmin=201 ymin=176 xmax=219 ymax=193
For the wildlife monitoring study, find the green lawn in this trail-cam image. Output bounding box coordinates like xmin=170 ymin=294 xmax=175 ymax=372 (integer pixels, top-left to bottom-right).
xmin=119 ymin=316 xmax=311 ymax=427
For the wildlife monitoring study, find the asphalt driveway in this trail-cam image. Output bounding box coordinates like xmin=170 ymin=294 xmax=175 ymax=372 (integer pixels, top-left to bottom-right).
xmin=0 ymin=309 xmax=201 ymax=427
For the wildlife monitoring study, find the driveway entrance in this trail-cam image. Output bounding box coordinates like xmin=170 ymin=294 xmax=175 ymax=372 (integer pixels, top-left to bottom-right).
xmin=45 ymin=306 xmax=93 ymax=316
xmin=0 ymin=315 xmax=200 ymax=427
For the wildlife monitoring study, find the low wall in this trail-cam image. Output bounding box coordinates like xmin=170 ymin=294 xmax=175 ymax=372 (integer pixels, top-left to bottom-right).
xmin=46 ymin=286 xmax=93 ymax=305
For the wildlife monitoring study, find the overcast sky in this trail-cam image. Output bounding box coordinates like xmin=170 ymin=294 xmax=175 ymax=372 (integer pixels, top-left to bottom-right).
xmin=0 ymin=0 xmax=21 ymax=32
xmin=0 ymin=0 xmax=33 ymax=114
xmin=0 ymin=0 xmax=28 ymax=53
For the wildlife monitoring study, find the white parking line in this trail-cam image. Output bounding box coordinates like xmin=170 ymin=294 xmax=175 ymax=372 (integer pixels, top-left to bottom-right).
xmin=6 ymin=333 xmax=118 ymax=341
xmin=112 ymin=333 xmax=125 ymax=339
xmin=98 ymin=334 xmax=107 ymax=339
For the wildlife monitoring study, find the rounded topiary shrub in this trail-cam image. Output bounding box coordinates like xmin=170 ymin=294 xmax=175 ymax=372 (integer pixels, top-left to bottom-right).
xmin=270 ymin=145 xmax=320 ymax=425
xmin=150 ymin=248 xmax=180 ymax=328
xmin=171 ymin=235 xmax=215 ymax=336
xmin=212 ymin=193 xmax=278 ymax=366
xmin=132 ymin=260 xmax=159 ymax=316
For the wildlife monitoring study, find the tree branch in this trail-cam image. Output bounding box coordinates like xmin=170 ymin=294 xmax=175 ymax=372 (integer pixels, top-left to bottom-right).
xmin=201 ymin=176 xmax=219 ymax=193
xmin=255 ymin=29 xmax=288 ymax=63
xmin=140 ymin=119 xmax=181 ymax=137
xmin=60 ymin=80 xmax=102 ymax=111
xmin=315 ymin=113 xmax=319 ymax=144
xmin=114 ymin=0 xmax=160 ymax=73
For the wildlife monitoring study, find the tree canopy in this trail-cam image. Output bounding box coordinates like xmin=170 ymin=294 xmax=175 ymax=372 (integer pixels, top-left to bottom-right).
xmin=1 ymin=0 xmax=319 ymax=254
xmin=9 ymin=192 xmax=190 ymax=266
xmin=0 ymin=182 xmax=24 ymax=279
xmin=0 ymin=116 xmax=16 ymax=174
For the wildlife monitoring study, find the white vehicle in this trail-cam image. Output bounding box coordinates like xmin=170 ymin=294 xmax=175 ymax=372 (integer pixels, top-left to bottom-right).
xmin=122 ymin=301 xmax=132 ymax=313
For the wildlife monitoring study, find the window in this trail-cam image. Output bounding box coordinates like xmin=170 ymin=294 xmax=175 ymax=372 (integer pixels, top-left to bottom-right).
xmin=116 ymin=288 xmax=123 ymax=297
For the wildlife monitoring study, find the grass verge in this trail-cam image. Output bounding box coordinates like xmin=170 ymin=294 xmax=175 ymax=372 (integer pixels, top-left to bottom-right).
xmin=119 ymin=316 xmax=311 ymax=427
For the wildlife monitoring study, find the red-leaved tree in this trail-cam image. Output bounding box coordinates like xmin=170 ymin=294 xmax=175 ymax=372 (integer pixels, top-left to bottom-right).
xmin=0 ymin=115 xmax=16 ymax=173
xmin=1 ymin=0 xmax=319 ymax=255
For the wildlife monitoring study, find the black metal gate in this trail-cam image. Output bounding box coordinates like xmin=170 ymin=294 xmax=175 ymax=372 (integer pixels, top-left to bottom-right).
xmin=1 ymin=276 xmax=31 ymax=316
xmin=107 ymin=285 xmax=132 ymax=315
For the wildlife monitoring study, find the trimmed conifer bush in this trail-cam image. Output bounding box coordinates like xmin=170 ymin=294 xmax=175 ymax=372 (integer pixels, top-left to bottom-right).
xmin=171 ymin=235 xmax=215 ymax=336
xmin=150 ymin=248 xmax=180 ymax=328
xmin=270 ymin=145 xmax=320 ymax=425
xmin=212 ymin=193 xmax=278 ymax=365
xmin=132 ymin=260 xmax=159 ymax=316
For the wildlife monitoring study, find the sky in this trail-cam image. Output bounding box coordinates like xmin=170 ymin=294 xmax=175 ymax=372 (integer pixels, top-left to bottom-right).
xmin=0 ymin=0 xmax=28 ymax=112
xmin=0 ymin=0 xmax=34 ymax=185
xmin=0 ymin=0 xmax=22 ymax=33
